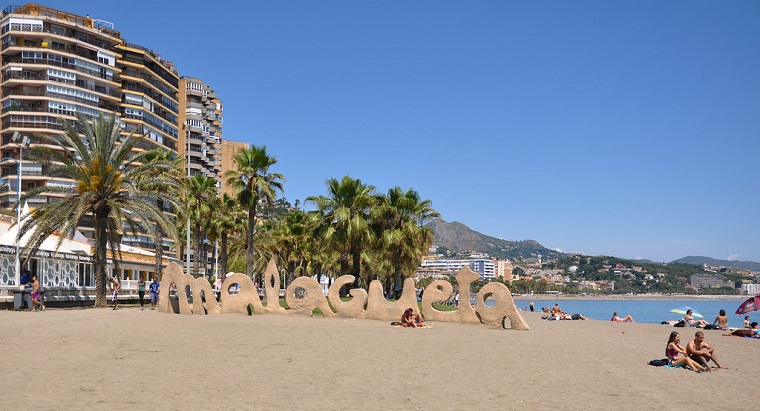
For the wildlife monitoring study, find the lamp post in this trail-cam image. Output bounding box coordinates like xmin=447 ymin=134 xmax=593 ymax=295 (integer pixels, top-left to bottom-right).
xmin=5 ymin=130 xmax=29 ymax=286
xmin=1 ymin=156 xmax=20 ymax=285
xmin=186 ymin=128 xmax=191 ymax=276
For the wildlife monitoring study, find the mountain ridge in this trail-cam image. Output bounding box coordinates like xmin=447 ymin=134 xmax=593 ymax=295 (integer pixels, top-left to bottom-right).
xmin=427 ymin=219 xmax=760 ymax=271
xmin=671 ymin=256 xmax=760 ymax=272
xmin=426 ymin=219 xmax=564 ymax=261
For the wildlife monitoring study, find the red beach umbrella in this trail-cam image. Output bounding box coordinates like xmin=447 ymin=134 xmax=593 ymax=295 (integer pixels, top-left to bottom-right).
xmin=736 ymin=295 xmax=760 ymax=315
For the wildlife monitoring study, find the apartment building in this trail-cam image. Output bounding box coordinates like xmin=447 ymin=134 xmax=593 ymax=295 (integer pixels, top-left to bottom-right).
xmin=420 ymin=258 xmax=497 ymax=280
xmin=0 ymin=4 xmax=181 ymax=277
xmin=219 ymin=139 xmax=248 ymax=197
xmin=179 ymin=76 xmax=222 ymax=187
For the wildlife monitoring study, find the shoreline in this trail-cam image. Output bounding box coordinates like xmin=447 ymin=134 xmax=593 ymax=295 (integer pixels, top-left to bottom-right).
xmin=512 ymin=294 xmax=747 ymax=301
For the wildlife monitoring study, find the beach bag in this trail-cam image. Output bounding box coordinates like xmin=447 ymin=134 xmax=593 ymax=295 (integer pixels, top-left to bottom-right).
xmin=648 ymin=359 xmax=669 ymax=367
xmin=673 ymin=320 xmax=686 ymax=328
xmin=703 ymin=324 xmax=719 ymax=330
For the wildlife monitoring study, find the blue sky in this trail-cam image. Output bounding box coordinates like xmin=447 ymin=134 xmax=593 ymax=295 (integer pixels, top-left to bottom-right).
xmin=39 ymin=1 xmax=759 ymax=263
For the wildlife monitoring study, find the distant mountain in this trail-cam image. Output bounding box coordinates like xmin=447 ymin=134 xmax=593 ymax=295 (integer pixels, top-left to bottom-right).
xmin=671 ymin=256 xmax=760 ymax=272
xmin=425 ymin=219 xmax=564 ymax=261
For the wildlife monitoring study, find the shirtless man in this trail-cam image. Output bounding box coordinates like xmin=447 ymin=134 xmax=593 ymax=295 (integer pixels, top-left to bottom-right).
xmin=686 ymin=331 xmax=725 ymax=370
xmin=29 ymin=275 xmax=44 ymax=312
xmin=110 ymin=276 xmax=120 ymax=310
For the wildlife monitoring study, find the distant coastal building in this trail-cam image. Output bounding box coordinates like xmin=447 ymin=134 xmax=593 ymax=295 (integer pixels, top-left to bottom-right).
xmin=494 ymin=259 xmax=512 ymax=281
xmin=690 ymin=274 xmax=734 ymax=290
xmin=419 ymin=258 xmax=500 ymax=280
xmin=741 ymin=284 xmax=760 ymax=295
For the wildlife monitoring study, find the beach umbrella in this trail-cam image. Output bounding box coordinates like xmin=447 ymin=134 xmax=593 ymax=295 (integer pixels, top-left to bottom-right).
xmin=670 ymin=306 xmax=703 ymax=318
xmin=736 ymin=296 xmax=760 ymax=315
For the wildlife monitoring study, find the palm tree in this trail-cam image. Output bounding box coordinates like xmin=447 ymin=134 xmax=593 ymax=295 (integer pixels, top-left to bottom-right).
xmin=272 ymin=209 xmax=317 ymax=284
xmin=307 ymin=175 xmax=376 ymax=290
xmin=186 ymin=174 xmax=217 ymax=277
xmin=225 ymin=145 xmax=284 ymax=279
xmin=374 ymin=187 xmax=440 ymax=297
xmin=208 ymin=193 xmax=246 ymax=279
xmin=136 ymin=149 xmax=183 ymax=279
xmin=18 ymin=114 xmax=176 ymax=307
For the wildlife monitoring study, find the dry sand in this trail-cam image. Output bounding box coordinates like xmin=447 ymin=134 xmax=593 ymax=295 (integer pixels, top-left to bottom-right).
xmin=1 ymin=308 xmax=757 ymax=410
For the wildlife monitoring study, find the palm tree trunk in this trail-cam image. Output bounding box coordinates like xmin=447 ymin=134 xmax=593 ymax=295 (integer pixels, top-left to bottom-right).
xmin=94 ymin=213 xmax=109 ymax=307
xmin=193 ymin=222 xmax=202 ymax=277
xmin=246 ymin=207 xmax=255 ymax=278
xmin=154 ymin=199 xmax=164 ymax=279
xmin=220 ymin=233 xmax=228 ymax=279
xmin=351 ymin=249 xmax=361 ymax=289
xmin=393 ymin=252 xmax=403 ymax=298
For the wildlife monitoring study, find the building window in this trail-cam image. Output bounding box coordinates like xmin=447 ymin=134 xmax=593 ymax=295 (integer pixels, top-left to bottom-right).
xmin=50 ymin=25 xmax=65 ymax=36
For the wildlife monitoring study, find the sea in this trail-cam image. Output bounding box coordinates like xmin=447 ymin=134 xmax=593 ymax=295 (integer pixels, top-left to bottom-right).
xmin=505 ymin=297 xmax=754 ymax=328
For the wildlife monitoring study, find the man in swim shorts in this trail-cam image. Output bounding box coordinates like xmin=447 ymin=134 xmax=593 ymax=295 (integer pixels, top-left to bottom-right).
xmin=29 ymin=274 xmax=44 ymax=312
xmin=686 ymin=331 xmax=725 ymax=370
xmin=110 ymin=276 xmax=120 ymax=310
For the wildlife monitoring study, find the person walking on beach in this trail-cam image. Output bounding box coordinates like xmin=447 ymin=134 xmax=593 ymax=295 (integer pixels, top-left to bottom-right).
xmin=137 ymin=275 xmax=146 ymax=310
xmin=611 ymin=312 xmax=635 ymax=323
xmin=149 ymin=277 xmax=159 ymax=310
xmin=110 ymin=276 xmax=120 ymax=310
xmin=454 ymin=292 xmax=460 ymax=307
xmin=29 ymin=274 xmax=44 ymax=312
xmin=686 ymin=331 xmax=725 ymax=370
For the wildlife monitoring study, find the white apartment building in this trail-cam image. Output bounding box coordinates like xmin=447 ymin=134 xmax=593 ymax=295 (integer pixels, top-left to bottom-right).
xmin=420 ymin=258 xmax=498 ymax=280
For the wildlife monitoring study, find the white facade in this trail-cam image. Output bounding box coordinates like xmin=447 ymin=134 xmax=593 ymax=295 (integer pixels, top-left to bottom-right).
xmin=741 ymin=284 xmax=760 ymax=295
xmin=420 ymin=258 xmax=496 ymax=280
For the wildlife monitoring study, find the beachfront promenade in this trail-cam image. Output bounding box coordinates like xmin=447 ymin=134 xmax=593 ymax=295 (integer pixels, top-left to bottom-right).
xmin=1 ymin=307 xmax=757 ymax=409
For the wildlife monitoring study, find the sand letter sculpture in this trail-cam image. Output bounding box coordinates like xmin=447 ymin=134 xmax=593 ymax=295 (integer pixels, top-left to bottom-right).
xmin=158 ymin=261 xmax=528 ymax=330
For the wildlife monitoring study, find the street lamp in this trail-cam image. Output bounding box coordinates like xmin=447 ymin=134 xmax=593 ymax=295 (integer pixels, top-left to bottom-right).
xmin=4 ymin=130 xmax=30 ymax=286
xmin=185 ymin=127 xmax=191 ymax=276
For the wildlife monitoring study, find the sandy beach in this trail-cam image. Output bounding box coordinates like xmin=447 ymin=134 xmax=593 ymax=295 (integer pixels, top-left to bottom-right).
xmin=1 ymin=307 xmax=757 ymax=410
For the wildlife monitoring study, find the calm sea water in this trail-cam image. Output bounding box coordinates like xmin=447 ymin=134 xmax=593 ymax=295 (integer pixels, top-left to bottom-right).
xmin=506 ymin=298 xmax=754 ymax=328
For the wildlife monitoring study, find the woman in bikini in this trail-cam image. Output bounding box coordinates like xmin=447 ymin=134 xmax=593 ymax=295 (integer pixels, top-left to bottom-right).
xmin=611 ymin=312 xmax=635 ymax=322
xmin=684 ymin=309 xmax=709 ymax=328
xmin=666 ymin=331 xmax=706 ymax=372
xmin=400 ymin=308 xmax=425 ymax=328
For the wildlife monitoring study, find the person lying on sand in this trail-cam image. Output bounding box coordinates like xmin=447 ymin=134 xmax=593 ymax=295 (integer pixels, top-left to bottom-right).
xmin=562 ymin=313 xmax=588 ymax=320
xmin=724 ymin=322 xmax=759 ymax=338
xmin=611 ymin=312 xmax=635 ymax=323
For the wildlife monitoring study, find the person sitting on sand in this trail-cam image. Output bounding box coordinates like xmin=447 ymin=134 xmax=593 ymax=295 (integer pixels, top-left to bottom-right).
xmin=724 ymin=322 xmax=759 ymax=338
xmin=551 ymin=304 xmax=562 ymax=317
xmin=666 ymin=331 xmax=706 ymax=372
xmin=611 ymin=312 xmax=635 ymax=323
xmin=745 ymin=316 xmax=751 ymax=329
xmin=712 ymin=309 xmax=728 ymax=330
xmin=686 ymin=331 xmax=725 ymax=370
xmin=400 ymin=308 xmax=425 ymax=328
xmin=684 ymin=309 xmax=709 ymax=328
